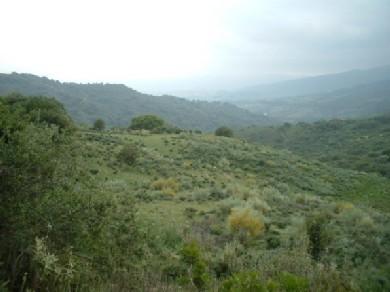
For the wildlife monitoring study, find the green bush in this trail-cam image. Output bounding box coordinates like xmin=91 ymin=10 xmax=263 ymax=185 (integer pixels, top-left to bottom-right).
xmin=180 ymin=241 xmax=209 ymax=290
xmin=306 ymin=214 xmax=332 ymax=261
xmin=221 ymin=271 xmax=266 ymax=292
xmin=221 ymin=271 xmax=309 ymax=292
xmin=215 ymin=126 xmax=234 ymax=137
xmin=117 ymin=144 xmax=139 ymax=165
xmin=278 ymin=272 xmax=309 ymax=292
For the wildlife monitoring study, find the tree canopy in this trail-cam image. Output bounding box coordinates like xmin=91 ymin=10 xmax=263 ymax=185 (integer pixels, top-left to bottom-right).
xmin=130 ymin=114 xmax=165 ymax=130
xmin=215 ymin=126 xmax=234 ymax=137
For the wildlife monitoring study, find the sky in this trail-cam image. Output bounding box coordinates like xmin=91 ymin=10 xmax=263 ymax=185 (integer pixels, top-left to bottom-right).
xmin=1 ymin=0 xmax=389 ymax=94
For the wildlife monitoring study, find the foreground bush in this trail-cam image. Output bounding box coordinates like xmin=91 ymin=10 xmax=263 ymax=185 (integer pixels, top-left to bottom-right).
xmin=0 ymin=98 xmax=141 ymax=291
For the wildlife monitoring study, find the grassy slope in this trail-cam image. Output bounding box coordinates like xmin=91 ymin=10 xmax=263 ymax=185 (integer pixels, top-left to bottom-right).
xmin=75 ymin=130 xmax=390 ymax=290
xmin=79 ymin=130 xmax=390 ymax=213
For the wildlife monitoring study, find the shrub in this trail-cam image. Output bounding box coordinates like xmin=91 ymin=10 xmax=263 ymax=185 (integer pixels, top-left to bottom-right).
xmin=278 ymin=272 xmax=309 ymax=292
xmin=215 ymin=126 xmax=234 ymax=137
xmin=334 ymin=202 xmax=354 ymax=214
xmin=247 ymin=198 xmax=271 ymax=213
xmin=117 ymin=144 xmax=139 ymax=165
xmin=151 ymin=178 xmax=180 ymax=197
xmin=306 ymin=214 xmax=331 ymax=261
xmin=180 ymin=241 xmax=209 ymax=290
xmin=220 ymin=271 xmax=266 ymax=292
xmin=228 ymin=208 xmax=265 ymax=238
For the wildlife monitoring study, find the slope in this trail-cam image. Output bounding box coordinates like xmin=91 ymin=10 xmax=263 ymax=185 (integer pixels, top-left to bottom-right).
xmin=78 ymin=129 xmax=390 ymax=290
xmin=239 ymin=114 xmax=390 ymax=178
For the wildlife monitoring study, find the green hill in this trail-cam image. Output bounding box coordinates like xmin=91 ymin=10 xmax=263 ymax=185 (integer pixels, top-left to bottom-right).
xmin=75 ymin=129 xmax=390 ymax=290
xmin=0 ymin=72 xmax=269 ymax=131
xmin=239 ymin=114 xmax=390 ymax=177
xmin=2 ymin=95 xmax=390 ymax=291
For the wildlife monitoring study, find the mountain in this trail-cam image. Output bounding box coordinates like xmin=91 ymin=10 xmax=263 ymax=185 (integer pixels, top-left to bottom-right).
xmin=239 ymin=114 xmax=390 ymax=177
xmin=227 ymin=65 xmax=390 ymax=101
xmin=235 ymin=80 xmax=390 ymax=122
xmin=0 ymin=73 xmax=269 ymax=131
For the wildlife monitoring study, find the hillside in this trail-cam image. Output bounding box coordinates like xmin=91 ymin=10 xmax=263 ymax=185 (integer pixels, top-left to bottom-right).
xmin=0 ymin=73 xmax=269 ymax=131
xmin=239 ymin=114 xmax=390 ymax=178
xmin=76 ymin=130 xmax=390 ymax=290
xmin=2 ymin=95 xmax=390 ymax=290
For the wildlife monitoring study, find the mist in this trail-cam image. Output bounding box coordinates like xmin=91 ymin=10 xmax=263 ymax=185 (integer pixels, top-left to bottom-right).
xmin=1 ymin=0 xmax=389 ymax=94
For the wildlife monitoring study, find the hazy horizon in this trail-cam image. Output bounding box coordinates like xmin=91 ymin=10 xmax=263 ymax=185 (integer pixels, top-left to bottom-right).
xmin=1 ymin=0 xmax=389 ymax=95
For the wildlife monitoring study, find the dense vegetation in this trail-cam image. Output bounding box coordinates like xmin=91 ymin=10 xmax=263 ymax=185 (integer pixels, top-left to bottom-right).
xmin=1 ymin=94 xmax=390 ymax=291
xmin=239 ymin=114 xmax=390 ymax=178
xmin=0 ymin=95 xmax=140 ymax=290
xmin=0 ymin=73 xmax=269 ymax=131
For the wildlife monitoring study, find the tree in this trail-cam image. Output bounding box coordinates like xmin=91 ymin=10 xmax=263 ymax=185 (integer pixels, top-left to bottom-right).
xmin=93 ymin=118 xmax=105 ymax=131
xmin=215 ymin=126 xmax=233 ymax=137
xmin=130 ymin=115 xmax=165 ymax=130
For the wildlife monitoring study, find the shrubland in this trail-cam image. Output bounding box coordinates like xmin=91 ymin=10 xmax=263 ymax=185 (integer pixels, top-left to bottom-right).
xmin=1 ymin=94 xmax=389 ymax=291
xmin=239 ymin=115 xmax=390 ymax=178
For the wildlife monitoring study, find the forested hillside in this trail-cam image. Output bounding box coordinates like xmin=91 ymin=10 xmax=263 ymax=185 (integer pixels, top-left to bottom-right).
xmin=0 ymin=73 xmax=269 ymax=131
xmin=240 ymin=114 xmax=390 ymax=177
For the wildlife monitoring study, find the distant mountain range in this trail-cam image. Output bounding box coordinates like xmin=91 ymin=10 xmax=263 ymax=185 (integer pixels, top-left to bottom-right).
xmin=0 ymin=73 xmax=269 ymax=131
xmin=225 ymin=65 xmax=390 ymax=122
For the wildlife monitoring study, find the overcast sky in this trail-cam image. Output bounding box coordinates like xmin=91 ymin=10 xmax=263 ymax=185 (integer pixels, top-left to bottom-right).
xmin=1 ymin=0 xmax=389 ymax=94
